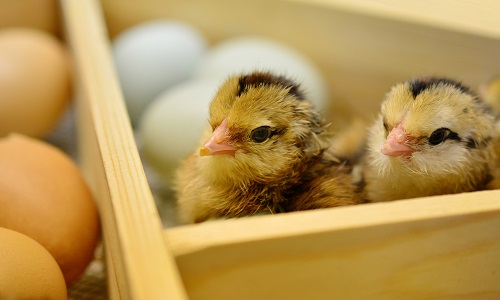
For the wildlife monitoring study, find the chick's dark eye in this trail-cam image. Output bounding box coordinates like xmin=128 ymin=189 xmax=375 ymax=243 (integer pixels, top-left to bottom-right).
xmin=251 ymin=126 xmax=272 ymax=143
xmin=383 ymin=121 xmax=389 ymax=134
xmin=428 ymin=128 xmax=451 ymax=145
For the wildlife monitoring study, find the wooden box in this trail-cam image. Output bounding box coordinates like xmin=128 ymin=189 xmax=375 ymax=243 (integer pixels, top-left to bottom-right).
xmin=11 ymin=0 xmax=500 ymax=299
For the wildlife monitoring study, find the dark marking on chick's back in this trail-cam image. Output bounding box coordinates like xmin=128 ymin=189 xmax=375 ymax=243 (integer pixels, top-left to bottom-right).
xmin=237 ymin=71 xmax=304 ymax=100
xmin=480 ymin=173 xmax=494 ymax=189
xmin=409 ymin=77 xmax=471 ymax=98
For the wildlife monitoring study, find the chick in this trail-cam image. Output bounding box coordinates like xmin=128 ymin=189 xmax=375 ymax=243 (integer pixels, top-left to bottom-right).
xmin=481 ymin=76 xmax=500 ymax=189
xmin=175 ymin=71 xmax=362 ymax=223
xmin=359 ymin=76 xmax=498 ymax=202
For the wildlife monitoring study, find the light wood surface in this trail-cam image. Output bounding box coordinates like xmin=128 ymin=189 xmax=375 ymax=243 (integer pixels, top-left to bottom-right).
xmin=165 ymin=191 xmax=500 ymax=300
xmin=288 ymin=0 xmax=500 ymax=39
xmin=60 ymin=0 xmax=187 ymax=299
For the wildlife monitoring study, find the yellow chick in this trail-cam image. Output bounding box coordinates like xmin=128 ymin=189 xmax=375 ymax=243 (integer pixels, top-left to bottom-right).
xmin=481 ymin=76 xmax=500 ymax=189
xmin=359 ymin=76 xmax=498 ymax=202
xmin=175 ymin=71 xmax=362 ymax=223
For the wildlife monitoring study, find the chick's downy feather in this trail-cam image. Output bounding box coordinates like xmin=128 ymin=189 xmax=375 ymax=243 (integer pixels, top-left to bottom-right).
xmin=481 ymin=76 xmax=500 ymax=189
xmin=175 ymin=71 xmax=362 ymax=223
xmin=360 ymin=77 xmax=498 ymax=202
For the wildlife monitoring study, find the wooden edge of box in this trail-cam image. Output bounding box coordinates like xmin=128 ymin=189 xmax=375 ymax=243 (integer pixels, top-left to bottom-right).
xmin=59 ymin=0 xmax=188 ymax=299
xmin=165 ymin=190 xmax=500 ymax=255
xmin=289 ymin=0 xmax=500 ymax=40
xmin=164 ymin=191 xmax=500 ymax=299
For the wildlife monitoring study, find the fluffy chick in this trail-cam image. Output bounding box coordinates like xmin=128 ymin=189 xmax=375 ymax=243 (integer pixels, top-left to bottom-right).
xmin=359 ymin=77 xmax=498 ymax=202
xmin=481 ymin=76 xmax=500 ymax=189
xmin=175 ymin=71 xmax=362 ymax=223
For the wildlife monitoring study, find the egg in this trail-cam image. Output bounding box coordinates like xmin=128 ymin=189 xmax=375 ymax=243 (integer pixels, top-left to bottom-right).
xmin=0 ymin=227 xmax=67 ymax=299
xmin=112 ymin=20 xmax=207 ymax=124
xmin=0 ymin=133 xmax=100 ymax=285
xmin=194 ymin=36 xmax=329 ymax=114
xmin=0 ymin=28 xmax=72 ymax=138
xmin=139 ymin=79 xmax=219 ymax=181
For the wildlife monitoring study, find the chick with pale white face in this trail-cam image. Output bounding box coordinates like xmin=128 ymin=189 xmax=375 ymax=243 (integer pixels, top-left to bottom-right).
xmin=362 ymin=77 xmax=497 ymax=202
xmin=175 ymin=71 xmax=362 ymax=223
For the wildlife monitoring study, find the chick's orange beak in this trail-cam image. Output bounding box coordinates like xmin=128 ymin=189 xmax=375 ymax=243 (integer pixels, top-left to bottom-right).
xmin=200 ymin=118 xmax=238 ymax=156
xmin=381 ymin=122 xmax=416 ymax=157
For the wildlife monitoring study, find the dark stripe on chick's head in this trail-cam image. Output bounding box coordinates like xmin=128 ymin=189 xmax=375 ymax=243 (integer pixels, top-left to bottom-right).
xmin=466 ymin=138 xmax=478 ymax=148
xmin=236 ymin=71 xmax=305 ymax=100
xmin=409 ymin=77 xmax=472 ymax=98
xmin=447 ymin=131 xmax=460 ymax=141
xmin=466 ymin=136 xmax=492 ymax=149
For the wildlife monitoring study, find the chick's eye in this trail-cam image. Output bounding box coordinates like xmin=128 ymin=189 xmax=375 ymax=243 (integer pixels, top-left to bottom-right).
xmin=428 ymin=128 xmax=451 ymax=145
xmin=383 ymin=121 xmax=389 ymax=134
xmin=251 ymin=126 xmax=272 ymax=143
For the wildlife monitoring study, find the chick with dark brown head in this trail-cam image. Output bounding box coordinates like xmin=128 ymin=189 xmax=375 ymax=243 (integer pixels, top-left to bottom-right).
xmin=359 ymin=77 xmax=498 ymax=202
xmin=175 ymin=71 xmax=362 ymax=223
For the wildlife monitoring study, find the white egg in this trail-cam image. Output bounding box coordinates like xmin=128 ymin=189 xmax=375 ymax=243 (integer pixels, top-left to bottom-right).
xmin=195 ymin=36 xmax=329 ymax=114
xmin=112 ymin=20 xmax=207 ymax=124
xmin=138 ymin=79 xmax=220 ymax=181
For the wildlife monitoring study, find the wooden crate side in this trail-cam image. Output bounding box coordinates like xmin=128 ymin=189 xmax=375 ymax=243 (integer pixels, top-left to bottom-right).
xmin=165 ymin=191 xmax=500 ymax=299
xmin=288 ymin=0 xmax=500 ymax=40
xmin=59 ymin=0 xmax=187 ymax=299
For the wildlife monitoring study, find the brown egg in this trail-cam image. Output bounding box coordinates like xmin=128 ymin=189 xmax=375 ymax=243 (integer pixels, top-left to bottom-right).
xmin=0 ymin=227 xmax=67 ymax=299
xmin=0 ymin=28 xmax=71 ymax=138
xmin=0 ymin=134 xmax=100 ymax=285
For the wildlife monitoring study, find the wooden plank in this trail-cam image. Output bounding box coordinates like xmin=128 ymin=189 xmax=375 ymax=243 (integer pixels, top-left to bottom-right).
xmin=103 ymin=233 xmax=120 ymax=300
xmin=165 ymin=191 xmax=500 ymax=299
xmin=288 ymin=0 xmax=500 ymax=39
xmin=59 ymin=0 xmax=188 ymax=299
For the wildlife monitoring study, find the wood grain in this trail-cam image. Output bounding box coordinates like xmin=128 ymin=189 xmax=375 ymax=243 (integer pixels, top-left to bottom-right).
xmin=165 ymin=191 xmax=500 ymax=300
xmin=59 ymin=0 xmax=187 ymax=299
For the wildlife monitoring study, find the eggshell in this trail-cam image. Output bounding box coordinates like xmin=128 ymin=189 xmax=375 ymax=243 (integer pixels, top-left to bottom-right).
xmin=112 ymin=20 xmax=207 ymax=124
xmin=139 ymin=79 xmax=219 ymax=181
xmin=0 ymin=134 xmax=100 ymax=285
xmin=0 ymin=28 xmax=72 ymax=138
xmin=195 ymin=36 xmax=329 ymax=114
xmin=0 ymin=227 xmax=67 ymax=300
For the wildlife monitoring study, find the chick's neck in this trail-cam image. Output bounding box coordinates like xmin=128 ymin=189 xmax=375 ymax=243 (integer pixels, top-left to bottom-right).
xmin=218 ymin=148 xmax=329 ymax=217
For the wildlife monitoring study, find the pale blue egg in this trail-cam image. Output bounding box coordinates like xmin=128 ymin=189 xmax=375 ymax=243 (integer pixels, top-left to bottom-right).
xmin=112 ymin=21 xmax=207 ymax=124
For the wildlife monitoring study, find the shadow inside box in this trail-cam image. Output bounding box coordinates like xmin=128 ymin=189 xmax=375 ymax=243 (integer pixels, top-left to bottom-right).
xmin=67 ymin=243 xmax=108 ymax=300
xmin=141 ymin=157 xmax=182 ymax=228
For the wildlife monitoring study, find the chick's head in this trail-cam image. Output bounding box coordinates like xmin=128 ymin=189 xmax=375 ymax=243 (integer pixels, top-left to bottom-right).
xmin=369 ymin=77 xmax=496 ymax=177
xmin=199 ymin=71 xmax=329 ymax=185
